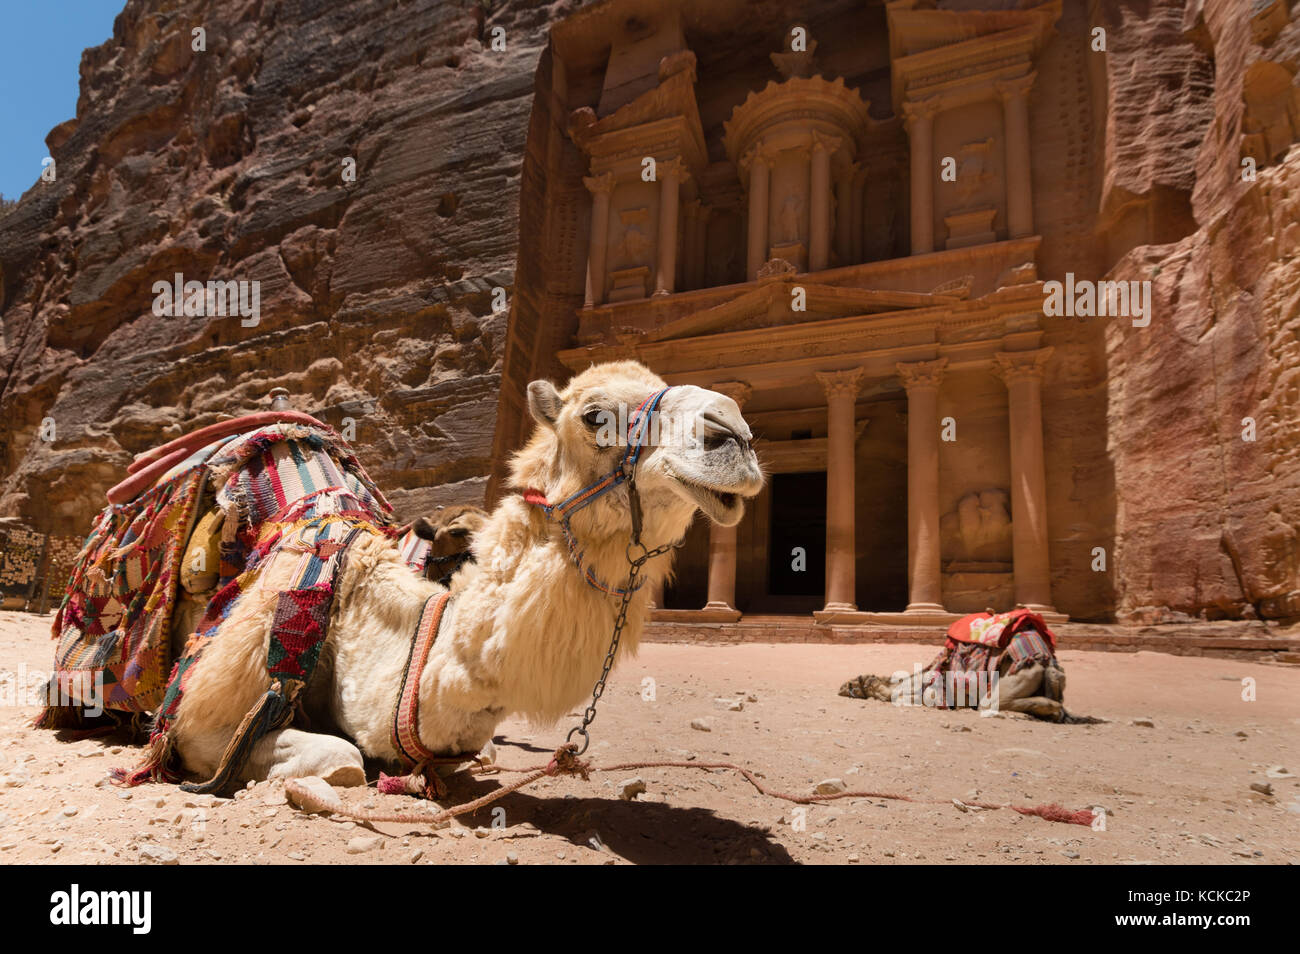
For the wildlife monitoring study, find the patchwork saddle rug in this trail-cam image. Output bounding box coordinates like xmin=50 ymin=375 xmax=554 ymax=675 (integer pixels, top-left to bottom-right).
xmin=41 ymin=420 xmax=398 ymax=789
xmin=918 ymin=608 xmax=1058 ymax=707
xmin=838 ymin=608 xmax=1060 ymax=709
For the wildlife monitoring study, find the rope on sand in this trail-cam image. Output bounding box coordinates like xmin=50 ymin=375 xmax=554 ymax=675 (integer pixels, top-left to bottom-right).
xmin=284 ymin=745 xmax=1097 ymax=829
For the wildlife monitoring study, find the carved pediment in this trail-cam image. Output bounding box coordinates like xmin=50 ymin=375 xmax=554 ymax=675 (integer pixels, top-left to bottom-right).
xmin=568 ymin=64 xmax=708 ymax=173
xmin=643 ymin=281 xmax=957 ymax=343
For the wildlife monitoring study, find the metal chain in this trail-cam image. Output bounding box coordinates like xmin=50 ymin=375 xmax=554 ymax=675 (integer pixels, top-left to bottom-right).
xmin=565 ymin=536 xmax=677 ymax=756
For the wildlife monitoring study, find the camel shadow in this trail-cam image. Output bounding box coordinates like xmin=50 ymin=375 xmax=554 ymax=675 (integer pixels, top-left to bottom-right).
xmin=437 ymin=774 xmax=796 ymax=865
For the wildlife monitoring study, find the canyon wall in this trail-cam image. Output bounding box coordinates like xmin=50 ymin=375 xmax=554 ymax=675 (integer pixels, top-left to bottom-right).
xmin=0 ymin=0 xmax=562 ymax=535
xmin=1097 ymin=0 xmax=1300 ymax=622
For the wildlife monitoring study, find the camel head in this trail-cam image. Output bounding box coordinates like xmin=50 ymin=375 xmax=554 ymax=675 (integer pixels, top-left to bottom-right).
xmin=511 ymin=361 xmax=764 ymax=552
xmin=411 ymin=504 xmax=488 ymax=560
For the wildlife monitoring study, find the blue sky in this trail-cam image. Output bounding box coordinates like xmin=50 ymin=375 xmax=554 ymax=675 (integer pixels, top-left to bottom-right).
xmin=0 ymin=1 xmax=123 ymax=202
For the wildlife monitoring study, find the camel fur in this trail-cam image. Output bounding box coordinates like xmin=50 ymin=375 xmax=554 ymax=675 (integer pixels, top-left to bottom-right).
xmin=166 ymin=361 xmax=763 ymax=786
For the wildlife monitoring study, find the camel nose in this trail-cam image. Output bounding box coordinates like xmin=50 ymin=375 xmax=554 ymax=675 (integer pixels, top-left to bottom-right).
xmin=698 ymin=410 xmax=750 ymax=452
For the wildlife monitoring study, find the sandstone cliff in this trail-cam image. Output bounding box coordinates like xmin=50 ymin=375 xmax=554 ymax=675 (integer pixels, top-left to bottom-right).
xmin=1098 ymin=0 xmax=1300 ymax=622
xmin=0 ymin=0 xmax=562 ymax=534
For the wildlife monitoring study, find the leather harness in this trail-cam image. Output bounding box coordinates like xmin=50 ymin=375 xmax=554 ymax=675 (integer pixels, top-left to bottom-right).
xmin=388 ymin=387 xmax=672 ymax=773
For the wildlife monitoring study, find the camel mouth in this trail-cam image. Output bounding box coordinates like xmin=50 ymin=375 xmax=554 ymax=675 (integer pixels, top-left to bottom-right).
xmin=666 ymin=470 xmax=752 ymax=526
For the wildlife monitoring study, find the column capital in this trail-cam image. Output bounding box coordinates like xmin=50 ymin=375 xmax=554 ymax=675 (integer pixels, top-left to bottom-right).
xmin=896 ymin=357 xmax=948 ymax=391
xmin=740 ymin=141 xmax=776 ymax=173
xmin=816 ymin=367 xmax=864 ymax=400
xmin=658 ymin=156 xmax=690 ymax=183
xmin=993 ymin=347 xmax=1053 ymax=384
xmin=583 ymin=171 xmax=616 ymax=196
xmin=995 ymin=71 xmax=1037 ymax=102
xmin=811 ymin=130 xmax=843 ymax=155
xmin=903 ymin=97 xmax=941 ymax=128
xmin=711 ymin=380 xmax=753 ymax=408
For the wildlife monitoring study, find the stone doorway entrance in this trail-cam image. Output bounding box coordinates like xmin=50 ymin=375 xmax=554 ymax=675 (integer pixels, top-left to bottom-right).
xmin=762 ymin=471 xmax=826 ymax=613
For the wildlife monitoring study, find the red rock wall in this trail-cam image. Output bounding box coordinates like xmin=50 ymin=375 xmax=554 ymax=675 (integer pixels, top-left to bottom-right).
xmin=1100 ymin=0 xmax=1300 ymax=621
xmin=0 ymin=0 xmax=563 ymax=534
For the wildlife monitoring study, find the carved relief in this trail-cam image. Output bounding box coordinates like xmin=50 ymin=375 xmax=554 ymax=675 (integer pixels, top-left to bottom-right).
xmin=954 ymin=138 xmax=994 ymax=203
xmin=614 ymin=208 xmax=652 ymax=269
xmin=896 ymin=357 xmax=948 ymax=391
xmin=777 ymin=192 xmax=804 ymax=244
xmin=941 ymin=489 xmax=1013 ymax=566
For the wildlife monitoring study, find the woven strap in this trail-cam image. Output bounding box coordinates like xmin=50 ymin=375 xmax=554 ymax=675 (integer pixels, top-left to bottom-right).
xmin=391 ymin=592 xmax=452 ymax=768
xmin=523 ymin=387 xmax=670 ymax=597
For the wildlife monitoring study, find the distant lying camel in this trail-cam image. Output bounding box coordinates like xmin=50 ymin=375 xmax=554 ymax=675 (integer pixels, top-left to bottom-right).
xmin=839 ymin=609 xmax=1100 ymax=723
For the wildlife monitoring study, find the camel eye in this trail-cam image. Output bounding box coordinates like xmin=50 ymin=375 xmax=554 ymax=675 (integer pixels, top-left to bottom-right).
xmin=449 ymin=528 xmax=469 ymax=538
xmin=582 ymin=408 xmax=605 ymax=429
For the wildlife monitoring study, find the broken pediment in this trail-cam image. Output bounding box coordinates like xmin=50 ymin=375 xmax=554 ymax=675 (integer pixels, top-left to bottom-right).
xmin=887 ymin=0 xmax=1062 ymax=113
xmin=568 ymin=51 xmax=707 ymax=174
xmin=642 ymin=280 xmax=958 ymax=343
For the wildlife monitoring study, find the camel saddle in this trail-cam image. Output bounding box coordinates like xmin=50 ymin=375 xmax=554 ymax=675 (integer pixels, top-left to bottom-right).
xmin=41 ymin=413 xmax=393 ymax=729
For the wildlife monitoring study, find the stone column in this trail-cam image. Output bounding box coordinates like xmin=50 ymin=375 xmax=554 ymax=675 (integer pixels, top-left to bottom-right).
xmin=743 ymin=145 xmax=772 ymax=280
xmin=704 ymin=382 xmax=752 ymax=617
xmin=809 ymin=133 xmax=838 ymax=273
xmin=816 ymin=368 xmax=864 ymax=612
xmin=997 ymin=74 xmax=1036 ymax=239
xmin=904 ymin=99 xmax=938 ymax=256
xmin=654 ymin=158 xmax=687 ymax=296
xmin=994 ymin=348 xmax=1055 ymax=611
xmin=835 ymin=162 xmax=858 ymax=265
xmin=897 ymin=358 xmax=948 ymax=614
xmin=583 ymin=172 xmax=616 ymax=306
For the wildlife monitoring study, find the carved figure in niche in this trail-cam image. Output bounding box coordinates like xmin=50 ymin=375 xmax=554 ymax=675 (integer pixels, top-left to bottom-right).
xmin=940 ymin=489 xmax=1012 ymax=563
xmin=955 ymin=138 xmax=994 ymax=204
xmin=615 ymin=225 xmax=651 ymax=269
xmin=778 ymin=193 xmax=804 ymax=244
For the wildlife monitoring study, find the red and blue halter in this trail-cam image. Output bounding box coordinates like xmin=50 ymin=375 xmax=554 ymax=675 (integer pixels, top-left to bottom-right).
xmin=523 ymin=387 xmax=671 ymax=597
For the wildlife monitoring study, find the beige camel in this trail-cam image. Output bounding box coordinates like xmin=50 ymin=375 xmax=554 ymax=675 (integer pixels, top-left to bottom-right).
xmin=839 ymin=659 xmax=1070 ymax=721
xmin=169 ymin=361 xmax=763 ymax=786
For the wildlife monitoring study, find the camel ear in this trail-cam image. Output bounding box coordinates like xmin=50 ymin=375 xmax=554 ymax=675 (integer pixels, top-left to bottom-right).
xmin=527 ymin=380 xmax=563 ymax=430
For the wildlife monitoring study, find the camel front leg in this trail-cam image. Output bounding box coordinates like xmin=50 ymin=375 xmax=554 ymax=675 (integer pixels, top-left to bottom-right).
xmin=170 ymin=564 xmax=368 ymax=787
xmin=981 ymin=663 xmax=1065 ymax=721
xmin=999 ymin=696 xmax=1066 ymax=721
xmin=243 ymin=727 xmax=366 ymax=786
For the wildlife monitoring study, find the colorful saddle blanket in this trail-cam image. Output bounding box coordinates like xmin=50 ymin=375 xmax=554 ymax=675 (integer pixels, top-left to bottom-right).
xmin=46 ymin=423 xmax=394 ymax=725
xmin=920 ymin=609 xmax=1058 ymax=709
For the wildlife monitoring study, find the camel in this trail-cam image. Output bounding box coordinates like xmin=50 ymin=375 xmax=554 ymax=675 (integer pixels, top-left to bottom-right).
xmin=167 ymin=361 xmax=764 ymax=787
xmin=839 ymin=658 xmax=1069 ymax=720
xmin=838 ymin=608 xmax=1098 ymax=723
xmin=405 ymin=504 xmax=488 ymax=584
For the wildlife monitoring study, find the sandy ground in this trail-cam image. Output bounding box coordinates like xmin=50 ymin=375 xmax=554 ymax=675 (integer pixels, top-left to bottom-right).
xmin=1 ymin=609 xmax=1296 ymax=866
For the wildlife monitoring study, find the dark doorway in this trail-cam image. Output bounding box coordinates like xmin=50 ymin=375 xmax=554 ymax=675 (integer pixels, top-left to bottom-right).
xmin=765 ymin=471 xmax=826 ymax=612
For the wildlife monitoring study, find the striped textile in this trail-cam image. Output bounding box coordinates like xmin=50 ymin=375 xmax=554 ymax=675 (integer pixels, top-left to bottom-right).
xmin=918 ymin=611 xmax=1062 ymax=709
xmin=390 ymin=593 xmax=452 ymax=768
xmin=213 ymin=425 xmax=390 ymax=527
xmin=46 ymin=436 xmax=240 ymax=715
xmin=1003 ymin=629 xmax=1056 ymax=675
xmin=397 ymin=528 xmax=432 ymax=574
